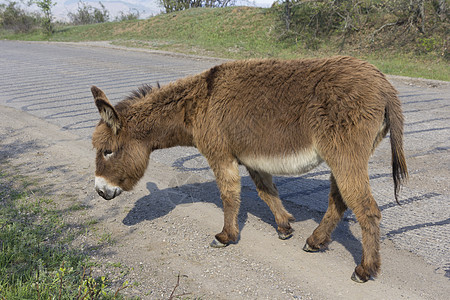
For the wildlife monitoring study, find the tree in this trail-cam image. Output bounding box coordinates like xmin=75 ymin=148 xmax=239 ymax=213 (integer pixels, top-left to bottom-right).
xmin=34 ymin=0 xmax=55 ymax=35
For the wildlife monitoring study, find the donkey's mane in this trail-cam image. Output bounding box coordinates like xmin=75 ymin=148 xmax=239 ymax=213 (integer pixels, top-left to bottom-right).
xmin=114 ymin=83 xmax=160 ymax=114
xmin=125 ymin=83 xmax=160 ymax=101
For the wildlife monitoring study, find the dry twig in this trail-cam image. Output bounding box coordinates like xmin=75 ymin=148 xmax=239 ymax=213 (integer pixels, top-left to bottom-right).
xmin=168 ymin=272 xmax=191 ymax=300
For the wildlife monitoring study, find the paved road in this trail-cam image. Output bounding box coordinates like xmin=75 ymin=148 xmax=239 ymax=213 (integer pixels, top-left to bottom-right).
xmin=1 ymin=40 xmax=449 ymax=277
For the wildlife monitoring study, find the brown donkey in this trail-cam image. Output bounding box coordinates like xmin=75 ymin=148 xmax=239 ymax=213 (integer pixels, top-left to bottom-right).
xmin=91 ymin=56 xmax=408 ymax=282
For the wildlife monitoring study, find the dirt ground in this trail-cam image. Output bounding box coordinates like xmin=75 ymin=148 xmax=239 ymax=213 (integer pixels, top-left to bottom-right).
xmin=0 ymin=101 xmax=448 ymax=299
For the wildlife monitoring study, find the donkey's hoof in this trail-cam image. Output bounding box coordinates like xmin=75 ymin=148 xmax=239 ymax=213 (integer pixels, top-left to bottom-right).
xmin=302 ymin=243 xmax=320 ymax=252
xmin=210 ymin=238 xmax=228 ymax=248
xmin=278 ymin=232 xmax=293 ymax=240
xmin=351 ymin=271 xmax=368 ymax=283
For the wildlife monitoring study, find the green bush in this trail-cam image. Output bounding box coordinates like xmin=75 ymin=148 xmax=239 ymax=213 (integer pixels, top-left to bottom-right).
xmin=274 ymin=0 xmax=449 ymax=57
xmin=115 ymin=9 xmax=140 ymax=22
xmin=274 ymin=0 xmax=371 ymax=50
xmin=68 ymin=1 xmax=110 ymax=25
xmin=0 ymin=1 xmax=40 ymax=33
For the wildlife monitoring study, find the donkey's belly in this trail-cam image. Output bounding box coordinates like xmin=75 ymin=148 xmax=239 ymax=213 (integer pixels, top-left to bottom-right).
xmin=239 ymin=147 xmax=323 ymax=175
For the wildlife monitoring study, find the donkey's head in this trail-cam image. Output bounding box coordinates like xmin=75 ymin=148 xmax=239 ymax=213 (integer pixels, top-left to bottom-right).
xmin=91 ymin=86 xmax=151 ymax=200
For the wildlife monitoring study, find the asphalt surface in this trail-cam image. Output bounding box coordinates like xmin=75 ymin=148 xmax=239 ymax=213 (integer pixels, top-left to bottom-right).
xmin=0 ymin=40 xmax=449 ymax=278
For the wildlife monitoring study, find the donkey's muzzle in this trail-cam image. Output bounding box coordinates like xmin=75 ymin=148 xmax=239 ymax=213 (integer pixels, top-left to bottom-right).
xmin=95 ymin=176 xmax=122 ymax=200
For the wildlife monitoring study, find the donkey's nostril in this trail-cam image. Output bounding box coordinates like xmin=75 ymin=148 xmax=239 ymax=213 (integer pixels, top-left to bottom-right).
xmin=97 ymin=189 xmax=106 ymax=198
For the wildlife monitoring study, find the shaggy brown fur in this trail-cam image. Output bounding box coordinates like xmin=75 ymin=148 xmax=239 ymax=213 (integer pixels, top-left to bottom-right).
xmin=91 ymin=56 xmax=408 ymax=282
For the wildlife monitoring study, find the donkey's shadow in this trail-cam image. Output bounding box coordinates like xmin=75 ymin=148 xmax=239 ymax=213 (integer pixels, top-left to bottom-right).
xmin=122 ymin=175 xmax=362 ymax=265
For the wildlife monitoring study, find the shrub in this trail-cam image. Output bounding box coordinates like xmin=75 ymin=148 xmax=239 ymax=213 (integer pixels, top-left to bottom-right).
xmin=274 ymin=0 xmax=449 ymax=58
xmin=68 ymin=1 xmax=110 ymax=25
xmin=0 ymin=1 xmax=40 ymax=33
xmin=115 ymin=8 xmax=140 ymax=22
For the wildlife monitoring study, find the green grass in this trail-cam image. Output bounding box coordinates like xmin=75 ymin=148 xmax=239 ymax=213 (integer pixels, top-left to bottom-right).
xmin=40 ymin=7 xmax=281 ymax=59
xmin=1 ymin=6 xmax=448 ymax=81
xmin=0 ymin=170 xmax=127 ymax=299
xmin=366 ymin=54 xmax=449 ymax=81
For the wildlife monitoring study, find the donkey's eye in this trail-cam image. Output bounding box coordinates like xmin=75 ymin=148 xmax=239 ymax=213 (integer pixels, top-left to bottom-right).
xmin=103 ymin=150 xmax=113 ymax=158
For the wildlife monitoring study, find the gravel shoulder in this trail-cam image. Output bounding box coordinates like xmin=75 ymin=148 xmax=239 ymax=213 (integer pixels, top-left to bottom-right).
xmin=1 ymin=101 xmax=448 ymax=299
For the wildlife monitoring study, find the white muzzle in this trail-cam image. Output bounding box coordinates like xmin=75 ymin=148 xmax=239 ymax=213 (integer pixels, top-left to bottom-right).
xmin=95 ymin=176 xmax=123 ymax=200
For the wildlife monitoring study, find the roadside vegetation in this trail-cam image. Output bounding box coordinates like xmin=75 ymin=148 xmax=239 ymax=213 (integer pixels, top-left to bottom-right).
xmin=0 ymin=1 xmax=448 ymax=80
xmin=0 ymin=169 xmax=129 ymax=299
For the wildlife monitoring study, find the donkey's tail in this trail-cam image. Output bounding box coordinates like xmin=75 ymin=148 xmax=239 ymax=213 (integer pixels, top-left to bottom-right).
xmin=386 ymin=96 xmax=408 ymax=204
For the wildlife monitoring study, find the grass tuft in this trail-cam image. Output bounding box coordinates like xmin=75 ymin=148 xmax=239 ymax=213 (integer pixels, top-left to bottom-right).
xmin=0 ymin=171 xmax=126 ymax=299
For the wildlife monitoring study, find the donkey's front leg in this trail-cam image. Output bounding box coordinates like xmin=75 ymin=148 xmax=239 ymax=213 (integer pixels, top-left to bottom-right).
xmin=209 ymin=159 xmax=241 ymax=248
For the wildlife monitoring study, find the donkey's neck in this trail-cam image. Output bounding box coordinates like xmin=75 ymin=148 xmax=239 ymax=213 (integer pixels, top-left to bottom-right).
xmin=126 ymin=80 xmax=197 ymax=150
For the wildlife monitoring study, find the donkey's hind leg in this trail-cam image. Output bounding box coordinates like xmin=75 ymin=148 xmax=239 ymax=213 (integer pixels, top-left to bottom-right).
xmin=332 ymin=166 xmax=381 ymax=283
xmin=303 ymin=173 xmax=347 ymax=252
xmin=247 ymin=168 xmax=295 ymax=240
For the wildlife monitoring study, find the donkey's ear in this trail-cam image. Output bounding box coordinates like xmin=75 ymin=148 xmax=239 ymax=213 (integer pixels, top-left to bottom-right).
xmin=91 ymin=86 xmax=121 ymax=135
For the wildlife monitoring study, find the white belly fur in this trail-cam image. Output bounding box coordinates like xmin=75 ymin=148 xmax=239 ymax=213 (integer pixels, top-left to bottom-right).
xmin=239 ymin=147 xmax=323 ymax=175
